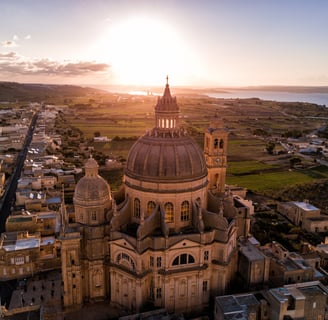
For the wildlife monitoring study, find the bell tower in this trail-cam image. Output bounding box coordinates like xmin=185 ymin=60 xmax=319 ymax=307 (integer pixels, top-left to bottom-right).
xmin=204 ymin=115 xmax=228 ymax=193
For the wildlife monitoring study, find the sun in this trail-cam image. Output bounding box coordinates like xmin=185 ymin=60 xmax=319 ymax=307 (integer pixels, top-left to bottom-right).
xmin=98 ymin=16 xmax=198 ymax=86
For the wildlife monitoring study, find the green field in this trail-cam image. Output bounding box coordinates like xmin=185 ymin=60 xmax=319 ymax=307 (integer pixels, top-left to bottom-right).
xmin=227 ymin=170 xmax=314 ymax=194
xmin=228 ymin=139 xmax=267 ymax=159
xmin=69 ymin=118 xmax=153 ymax=139
xmin=227 ymin=160 xmax=277 ymax=175
xmin=227 ymin=165 xmax=328 ymax=194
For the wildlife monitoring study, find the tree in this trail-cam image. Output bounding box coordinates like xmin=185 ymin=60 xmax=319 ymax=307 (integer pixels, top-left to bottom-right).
xmin=290 ymin=157 xmax=302 ymax=168
xmin=266 ymin=141 xmax=275 ymax=155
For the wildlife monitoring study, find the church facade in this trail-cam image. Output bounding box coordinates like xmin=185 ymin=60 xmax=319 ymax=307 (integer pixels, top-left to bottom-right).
xmin=61 ymin=80 xmax=252 ymax=313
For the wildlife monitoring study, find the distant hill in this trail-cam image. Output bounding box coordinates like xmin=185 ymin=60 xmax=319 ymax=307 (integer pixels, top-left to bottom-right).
xmin=0 ymin=82 xmax=107 ymax=102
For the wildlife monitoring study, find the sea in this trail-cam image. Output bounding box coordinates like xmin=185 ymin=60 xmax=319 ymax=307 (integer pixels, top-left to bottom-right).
xmin=205 ymin=90 xmax=328 ymax=107
xmin=104 ymin=85 xmax=328 ymax=107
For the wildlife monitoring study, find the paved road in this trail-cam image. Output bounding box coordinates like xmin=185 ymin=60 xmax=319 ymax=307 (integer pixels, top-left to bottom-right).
xmin=0 ymin=112 xmax=38 ymax=234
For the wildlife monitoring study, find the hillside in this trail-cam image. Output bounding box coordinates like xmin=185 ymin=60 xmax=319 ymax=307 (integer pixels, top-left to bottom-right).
xmin=0 ymin=82 xmax=106 ymax=101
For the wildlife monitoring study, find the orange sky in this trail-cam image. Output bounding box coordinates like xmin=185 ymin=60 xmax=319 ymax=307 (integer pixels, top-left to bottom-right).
xmin=1 ymin=1 xmax=328 ymax=87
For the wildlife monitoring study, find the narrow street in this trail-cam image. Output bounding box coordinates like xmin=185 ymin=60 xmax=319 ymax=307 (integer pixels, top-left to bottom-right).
xmin=0 ymin=111 xmax=38 ymax=234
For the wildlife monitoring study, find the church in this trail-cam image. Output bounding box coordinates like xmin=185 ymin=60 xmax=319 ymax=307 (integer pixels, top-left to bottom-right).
xmin=60 ymin=79 xmax=252 ymax=314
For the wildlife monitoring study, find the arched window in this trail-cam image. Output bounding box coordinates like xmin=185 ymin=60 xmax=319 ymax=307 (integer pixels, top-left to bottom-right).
xmin=134 ymin=198 xmax=140 ymax=218
xmin=180 ymin=201 xmax=190 ymax=221
xmin=147 ymin=201 xmax=156 ymax=215
xmin=213 ymin=173 xmax=219 ymax=187
xmin=164 ymin=202 xmax=174 ymax=223
xmin=116 ymin=253 xmax=136 ymax=271
xmin=214 ymin=138 xmax=219 ymax=149
xmin=220 ymin=139 xmax=224 ymax=149
xmin=172 ymin=254 xmax=195 ymax=266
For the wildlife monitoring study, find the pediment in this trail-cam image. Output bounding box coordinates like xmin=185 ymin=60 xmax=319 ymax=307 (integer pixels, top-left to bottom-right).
xmin=111 ymin=238 xmax=136 ymax=251
xmin=169 ymin=238 xmax=200 ymax=250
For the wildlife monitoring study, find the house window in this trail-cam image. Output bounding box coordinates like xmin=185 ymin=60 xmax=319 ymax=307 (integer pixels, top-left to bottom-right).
xmin=150 ymin=256 xmax=154 ymax=267
xmin=156 ymin=288 xmax=162 ymax=299
xmin=91 ymin=212 xmax=97 ymax=221
xmin=150 ymin=287 xmax=154 ymax=300
xmin=202 ymin=281 xmax=208 ymax=292
xmin=157 ymin=257 xmax=162 ymax=268
xmin=220 ymin=139 xmax=224 ymax=149
xmin=147 ymin=201 xmax=156 ymax=215
xmin=214 ymin=138 xmax=219 ymax=149
xmin=15 ymin=256 xmax=25 ymax=265
xmin=180 ymin=201 xmax=190 ymax=221
xmin=172 ymin=254 xmax=195 ymax=266
xmin=164 ymin=202 xmax=174 ymax=223
xmin=204 ymin=250 xmax=209 ymax=261
xmin=134 ymin=198 xmax=140 ymax=218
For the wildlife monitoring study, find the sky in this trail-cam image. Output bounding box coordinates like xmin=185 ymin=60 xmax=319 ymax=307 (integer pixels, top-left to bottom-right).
xmin=1 ymin=0 xmax=328 ymax=88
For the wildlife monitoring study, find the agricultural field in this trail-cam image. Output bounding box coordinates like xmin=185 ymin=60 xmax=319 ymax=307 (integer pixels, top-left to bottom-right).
xmin=62 ymin=92 xmax=328 ymax=198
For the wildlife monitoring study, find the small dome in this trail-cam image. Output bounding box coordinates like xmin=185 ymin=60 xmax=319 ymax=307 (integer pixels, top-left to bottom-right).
xmin=125 ymin=133 xmax=207 ymax=182
xmin=74 ymin=158 xmax=111 ymax=203
xmin=74 ymin=176 xmax=111 ymax=202
xmin=85 ymin=157 xmax=98 ymax=169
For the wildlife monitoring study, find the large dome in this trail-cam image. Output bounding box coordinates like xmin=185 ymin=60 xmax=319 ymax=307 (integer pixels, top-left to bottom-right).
xmin=125 ymin=133 xmax=207 ymax=182
xmin=125 ymin=79 xmax=207 ymax=183
xmin=74 ymin=157 xmax=111 ymax=203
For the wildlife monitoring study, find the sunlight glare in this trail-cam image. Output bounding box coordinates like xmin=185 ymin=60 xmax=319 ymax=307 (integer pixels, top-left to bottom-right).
xmin=102 ymin=16 xmax=196 ymax=86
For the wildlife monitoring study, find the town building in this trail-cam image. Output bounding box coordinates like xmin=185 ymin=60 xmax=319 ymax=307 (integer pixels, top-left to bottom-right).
xmin=214 ymin=281 xmax=328 ymax=320
xmin=259 ymin=241 xmax=325 ymax=287
xmin=277 ymin=200 xmax=328 ymax=233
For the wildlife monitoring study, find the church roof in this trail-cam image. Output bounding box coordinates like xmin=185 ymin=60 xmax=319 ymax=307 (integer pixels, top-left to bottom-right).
xmin=125 ymin=133 xmax=207 ymax=182
xmin=74 ymin=157 xmax=111 ymax=203
xmin=125 ymin=79 xmax=207 ymax=183
xmin=154 ymin=76 xmax=179 ymax=112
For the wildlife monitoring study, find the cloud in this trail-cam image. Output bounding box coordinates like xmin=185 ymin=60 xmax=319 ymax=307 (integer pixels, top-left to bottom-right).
xmin=1 ymin=40 xmax=18 ymax=48
xmin=25 ymin=35 xmax=31 ymax=40
xmin=0 ymin=52 xmax=110 ymax=77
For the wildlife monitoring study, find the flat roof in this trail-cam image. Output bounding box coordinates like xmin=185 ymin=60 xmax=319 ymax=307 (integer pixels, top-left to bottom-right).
xmin=240 ymin=244 xmax=265 ymax=261
xmin=235 ymin=294 xmax=260 ymax=307
xmin=293 ymin=201 xmax=319 ymax=211
xmin=7 ymin=216 xmax=34 ymax=223
xmin=216 ymin=295 xmax=244 ymax=313
xmin=40 ymin=237 xmax=55 ymax=246
xmin=269 ymin=287 xmax=290 ymax=302
xmin=299 ymin=285 xmax=326 ymax=296
xmin=2 ymin=237 xmax=40 ymax=252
